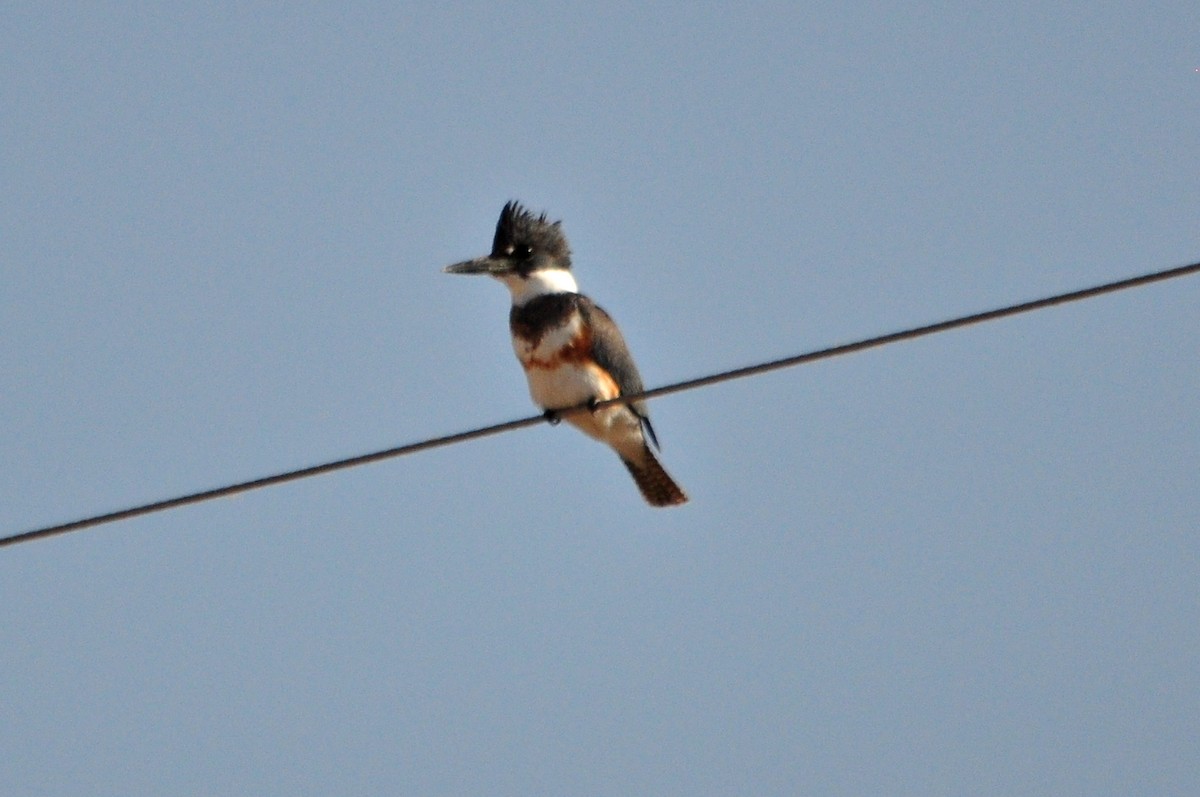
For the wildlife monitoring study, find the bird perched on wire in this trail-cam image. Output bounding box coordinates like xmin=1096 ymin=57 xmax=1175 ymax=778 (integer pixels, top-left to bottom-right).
xmin=444 ymin=201 xmax=688 ymax=507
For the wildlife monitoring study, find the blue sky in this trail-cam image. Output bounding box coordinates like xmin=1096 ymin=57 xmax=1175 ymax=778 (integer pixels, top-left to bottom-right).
xmin=3 ymin=3 xmax=1198 ymax=794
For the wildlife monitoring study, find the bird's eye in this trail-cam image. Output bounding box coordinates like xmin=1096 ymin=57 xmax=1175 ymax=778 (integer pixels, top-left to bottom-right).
xmin=519 ymin=245 xmax=534 ymax=258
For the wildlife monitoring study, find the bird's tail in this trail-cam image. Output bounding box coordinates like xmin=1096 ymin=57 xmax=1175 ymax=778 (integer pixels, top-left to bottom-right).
xmin=622 ymin=445 xmax=688 ymax=507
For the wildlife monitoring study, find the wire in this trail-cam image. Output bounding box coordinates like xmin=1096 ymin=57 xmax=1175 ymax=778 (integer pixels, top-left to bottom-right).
xmin=3 ymin=259 xmax=1198 ymax=549
xmin=634 ymin=259 xmax=1200 ymax=404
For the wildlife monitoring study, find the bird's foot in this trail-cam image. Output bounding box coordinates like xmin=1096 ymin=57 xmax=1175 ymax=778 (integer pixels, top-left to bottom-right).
xmin=543 ymin=409 xmax=562 ymax=426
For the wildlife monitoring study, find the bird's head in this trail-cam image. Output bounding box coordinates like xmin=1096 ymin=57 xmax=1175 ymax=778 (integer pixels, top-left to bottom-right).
xmin=444 ymin=201 xmax=577 ymax=303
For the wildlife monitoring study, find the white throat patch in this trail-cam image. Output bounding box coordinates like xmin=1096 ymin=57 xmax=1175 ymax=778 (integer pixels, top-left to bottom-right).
xmin=500 ymin=268 xmax=579 ymax=306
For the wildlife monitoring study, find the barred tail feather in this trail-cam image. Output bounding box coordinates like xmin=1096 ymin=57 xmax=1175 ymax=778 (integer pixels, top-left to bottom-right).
xmin=622 ymin=447 xmax=688 ymax=507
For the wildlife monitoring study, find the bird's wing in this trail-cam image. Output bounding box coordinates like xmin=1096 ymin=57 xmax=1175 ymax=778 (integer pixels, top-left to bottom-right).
xmin=578 ymin=297 xmax=661 ymax=449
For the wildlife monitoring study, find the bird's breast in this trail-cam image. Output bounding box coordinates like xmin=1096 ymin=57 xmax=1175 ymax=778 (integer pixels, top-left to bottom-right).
xmin=512 ymin=313 xmax=589 ymax=368
xmin=511 ymin=314 xmax=620 ymax=410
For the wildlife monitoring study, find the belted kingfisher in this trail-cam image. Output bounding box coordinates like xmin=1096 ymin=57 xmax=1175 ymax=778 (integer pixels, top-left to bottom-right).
xmin=444 ymin=201 xmax=688 ymax=507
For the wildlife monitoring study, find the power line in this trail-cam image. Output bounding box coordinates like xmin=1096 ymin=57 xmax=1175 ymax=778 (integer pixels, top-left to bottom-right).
xmin=3 ymin=259 xmax=1198 ymax=549
xmin=634 ymin=259 xmax=1200 ymax=404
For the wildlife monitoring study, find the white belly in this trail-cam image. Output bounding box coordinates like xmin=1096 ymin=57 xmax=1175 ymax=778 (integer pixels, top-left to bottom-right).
xmin=524 ymin=360 xmax=614 ymax=410
xmin=514 ymin=336 xmax=644 ymax=460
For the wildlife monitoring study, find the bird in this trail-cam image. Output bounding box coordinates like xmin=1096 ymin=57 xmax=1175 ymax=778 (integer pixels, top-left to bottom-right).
xmin=444 ymin=201 xmax=688 ymax=507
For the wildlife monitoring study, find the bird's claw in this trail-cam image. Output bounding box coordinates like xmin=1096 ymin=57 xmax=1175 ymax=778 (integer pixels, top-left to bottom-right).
xmin=545 ymin=399 xmax=599 ymax=425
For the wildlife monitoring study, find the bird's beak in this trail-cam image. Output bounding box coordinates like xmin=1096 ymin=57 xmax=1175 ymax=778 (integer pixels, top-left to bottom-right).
xmin=443 ymin=256 xmax=509 ymax=276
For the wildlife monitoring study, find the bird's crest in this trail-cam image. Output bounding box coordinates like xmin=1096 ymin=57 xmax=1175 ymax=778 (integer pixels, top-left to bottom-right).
xmin=491 ymin=201 xmax=572 ymax=268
